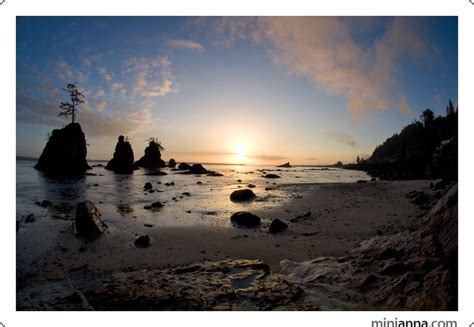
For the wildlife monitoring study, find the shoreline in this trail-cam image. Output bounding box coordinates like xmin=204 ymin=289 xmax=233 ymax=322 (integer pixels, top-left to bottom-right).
xmin=17 ymin=180 xmax=434 ymax=289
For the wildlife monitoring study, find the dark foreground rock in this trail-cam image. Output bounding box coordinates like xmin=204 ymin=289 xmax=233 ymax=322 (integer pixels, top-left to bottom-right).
xmin=134 ymin=235 xmax=151 ymax=247
xmin=34 ymin=123 xmax=91 ymax=176
xmin=269 ymin=219 xmax=288 ymax=234
xmin=230 ymin=189 xmax=256 ymax=202
xmin=134 ymin=140 xmax=166 ymax=168
xmin=230 ymin=212 xmax=261 ymax=227
xmin=105 ymin=135 xmax=134 ymax=174
xmin=74 ymin=201 xmax=107 ymax=236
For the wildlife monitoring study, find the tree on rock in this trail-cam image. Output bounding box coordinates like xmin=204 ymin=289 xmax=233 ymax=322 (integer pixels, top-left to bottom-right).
xmin=59 ymin=83 xmax=85 ymax=124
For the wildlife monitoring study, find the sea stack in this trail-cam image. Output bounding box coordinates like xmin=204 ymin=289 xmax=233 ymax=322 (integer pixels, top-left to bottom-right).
xmin=34 ymin=123 xmax=90 ymax=176
xmin=134 ymin=140 xmax=166 ymax=168
xmin=105 ymin=135 xmax=134 ymax=174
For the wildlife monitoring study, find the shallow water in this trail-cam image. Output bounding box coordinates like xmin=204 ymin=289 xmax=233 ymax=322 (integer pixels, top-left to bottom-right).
xmin=16 ymin=160 xmax=370 ymax=228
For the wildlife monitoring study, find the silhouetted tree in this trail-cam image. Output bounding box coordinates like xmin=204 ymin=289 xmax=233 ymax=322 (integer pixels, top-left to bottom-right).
xmin=356 ymin=155 xmax=360 ymax=164
xmin=59 ymin=83 xmax=85 ymax=124
xmin=147 ymin=137 xmax=165 ymax=151
xmin=420 ymin=109 xmax=434 ymax=127
xmin=446 ymin=100 xmax=455 ymax=117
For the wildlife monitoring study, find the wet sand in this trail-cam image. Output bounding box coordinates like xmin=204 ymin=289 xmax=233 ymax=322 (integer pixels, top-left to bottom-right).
xmin=17 ymin=179 xmax=433 ymax=292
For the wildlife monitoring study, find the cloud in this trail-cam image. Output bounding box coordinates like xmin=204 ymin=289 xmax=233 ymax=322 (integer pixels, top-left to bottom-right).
xmin=210 ymin=17 xmax=427 ymax=119
xmin=246 ymin=154 xmax=287 ymax=161
xmin=17 ymin=94 xmax=151 ymax=137
xmin=399 ymin=96 xmax=412 ymax=114
xmin=127 ymin=57 xmax=177 ymax=98
xmin=326 ymin=130 xmax=357 ymax=147
xmin=168 ymin=39 xmax=206 ymax=52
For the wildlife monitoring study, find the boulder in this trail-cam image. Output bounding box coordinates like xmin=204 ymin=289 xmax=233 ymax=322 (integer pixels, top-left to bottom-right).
xmin=168 ymin=158 xmax=177 ymax=168
xmin=144 ymin=182 xmax=153 ymax=190
xmin=277 ymin=162 xmax=292 ymax=168
xmin=269 ymin=218 xmax=288 ymax=234
xmin=264 ymin=174 xmax=281 ymax=179
xmin=34 ymin=123 xmax=91 ymax=176
xmin=134 ymin=235 xmax=150 ymax=247
xmin=188 ymin=164 xmax=208 ymax=174
xmin=105 ymin=135 xmax=134 ymax=174
xmin=230 ymin=212 xmax=261 ymax=227
xmin=41 ymin=200 xmax=53 ymax=208
xmin=230 ymin=189 xmax=256 ymax=202
xmin=178 ymin=162 xmax=192 ymax=170
xmin=74 ymin=201 xmax=107 ymax=236
xmin=247 ymin=184 xmax=256 ymax=188
xmin=134 ymin=141 xmax=166 ymax=168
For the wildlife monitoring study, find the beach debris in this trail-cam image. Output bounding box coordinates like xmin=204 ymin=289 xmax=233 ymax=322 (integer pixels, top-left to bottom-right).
xmin=230 ymin=211 xmax=261 ymax=227
xmin=230 ymin=189 xmax=256 ymax=202
xmin=134 ymin=235 xmax=151 ymax=247
xmin=74 ymin=201 xmax=107 ymax=236
xmin=263 ymin=173 xmax=281 ymax=179
xmin=269 ymin=218 xmax=288 ymax=234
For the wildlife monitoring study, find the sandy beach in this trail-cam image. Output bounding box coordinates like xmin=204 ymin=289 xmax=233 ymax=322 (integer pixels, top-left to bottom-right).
xmin=17 ymin=179 xmax=434 ymax=292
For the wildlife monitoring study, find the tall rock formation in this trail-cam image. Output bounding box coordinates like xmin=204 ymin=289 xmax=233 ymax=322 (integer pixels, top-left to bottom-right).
xmin=134 ymin=140 xmax=166 ymax=168
xmin=105 ymin=136 xmax=134 ymax=174
xmin=34 ymin=123 xmax=90 ymax=176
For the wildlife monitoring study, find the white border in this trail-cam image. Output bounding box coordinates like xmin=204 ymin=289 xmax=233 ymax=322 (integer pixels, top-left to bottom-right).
xmin=1 ymin=0 xmax=473 ymax=326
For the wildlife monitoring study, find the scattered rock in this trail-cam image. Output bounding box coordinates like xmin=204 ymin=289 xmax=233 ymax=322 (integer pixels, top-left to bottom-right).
xmin=25 ymin=213 xmax=35 ymax=223
xmin=182 ymin=192 xmax=191 ymax=196
xmin=230 ymin=212 xmax=261 ymax=228
xmin=144 ymin=201 xmax=163 ymax=210
xmin=264 ymin=174 xmax=281 ymax=179
xmin=74 ymin=201 xmax=107 ymax=236
xmin=247 ymin=184 xmax=256 ymax=188
xmin=269 ymin=218 xmax=288 ymax=234
xmin=144 ymin=182 xmax=153 ymax=190
xmin=230 ymin=189 xmax=256 ymax=202
xmin=134 ymin=235 xmax=151 ymax=247
xmin=178 ymin=162 xmax=192 ymax=170
xmin=197 ymin=181 xmax=203 ymax=185
xmin=34 ymin=123 xmax=91 ymax=176
xmin=41 ymin=200 xmax=53 ymax=208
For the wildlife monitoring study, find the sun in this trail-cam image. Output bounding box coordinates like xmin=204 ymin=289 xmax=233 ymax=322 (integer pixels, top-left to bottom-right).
xmin=233 ymin=143 xmax=247 ymax=163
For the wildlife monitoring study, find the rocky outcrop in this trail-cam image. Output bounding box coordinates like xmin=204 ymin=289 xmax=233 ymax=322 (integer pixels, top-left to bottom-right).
xmin=230 ymin=189 xmax=256 ymax=202
xmin=105 ymin=136 xmax=134 ymax=174
xmin=168 ymin=158 xmax=176 ymax=168
xmin=277 ymin=162 xmax=292 ymax=168
xmin=281 ymin=183 xmax=458 ymax=310
xmin=178 ymin=162 xmax=191 ymax=170
xmin=34 ymin=123 xmax=91 ymax=176
xmin=74 ymin=201 xmax=107 ymax=236
xmin=134 ymin=141 xmax=166 ymax=168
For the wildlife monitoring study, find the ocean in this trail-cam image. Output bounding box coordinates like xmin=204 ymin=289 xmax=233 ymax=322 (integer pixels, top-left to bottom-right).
xmin=16 ymin=160 xmax=370 ymax=228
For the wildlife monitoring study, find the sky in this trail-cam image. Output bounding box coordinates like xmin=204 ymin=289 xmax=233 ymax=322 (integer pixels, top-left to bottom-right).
xmin=16 ymin=16 xmax=458 ymax=165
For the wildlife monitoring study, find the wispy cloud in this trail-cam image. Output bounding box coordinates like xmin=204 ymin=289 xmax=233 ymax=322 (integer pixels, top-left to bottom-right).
xmin=209 ymin=17 xmax=427 ymax=119
xmin=326 ymin=130 xmax=358 ymax=147
xmin=168 ymin=39 xmax=206 ymax=52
